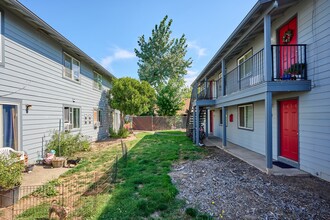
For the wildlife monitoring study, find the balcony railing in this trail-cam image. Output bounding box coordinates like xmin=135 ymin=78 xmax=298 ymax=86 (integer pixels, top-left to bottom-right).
xmin=194 ymin=44 xmax=307 ymax=101
xmin=272 ymin=44 xmax=307 ymax=80
xmin=196 ymin=80 xmax=219 ymax=100
xmin=225 ymin=49 xmax=264 ymax=96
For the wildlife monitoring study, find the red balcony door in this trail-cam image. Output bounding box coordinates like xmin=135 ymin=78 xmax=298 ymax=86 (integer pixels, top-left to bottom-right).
xmin=209 ymin=81 xmax=213 ymax=99
xmin=279 ymin=99 xmax=299 ymax=162
xmin=279 ymin=17 xmax=297 ymax=78
xmin=210 ymin=110 xmax=214 ymax=133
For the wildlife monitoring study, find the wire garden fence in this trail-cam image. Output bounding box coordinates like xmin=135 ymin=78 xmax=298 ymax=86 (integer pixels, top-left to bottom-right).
xmin=0 ymin=141 xmax=128 ymax=220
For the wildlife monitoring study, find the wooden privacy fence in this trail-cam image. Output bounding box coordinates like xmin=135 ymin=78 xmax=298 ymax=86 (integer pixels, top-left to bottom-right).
xmin=131 ymin=116 xmax=187 ymax=131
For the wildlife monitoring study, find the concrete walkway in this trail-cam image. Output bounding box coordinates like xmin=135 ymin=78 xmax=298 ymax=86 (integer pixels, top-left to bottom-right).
xmin=203 ymin=136 xmax=309 ymax=176
xmin=21 ymin=165 xmax=68 ymax=187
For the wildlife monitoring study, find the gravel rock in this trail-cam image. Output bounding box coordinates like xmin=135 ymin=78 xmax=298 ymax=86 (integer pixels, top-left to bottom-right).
xmin=169 ymin=146 xmax=330 ymax=219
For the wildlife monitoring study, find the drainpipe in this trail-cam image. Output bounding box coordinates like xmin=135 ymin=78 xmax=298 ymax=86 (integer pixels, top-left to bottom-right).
xmin=196 ymin=105 xmax=200 ymax=145
xmin=264 ymin=13 xmax=273 ymax=169
xmin=222 ymin=106 xmax=227 ymax=147
xmin=205 ymin=109 xmax=209 ymax=137
xmin=221 ymin=59 xmax=227 ymax=147
xmin=193 ymin=106 xmax=196 ymax=144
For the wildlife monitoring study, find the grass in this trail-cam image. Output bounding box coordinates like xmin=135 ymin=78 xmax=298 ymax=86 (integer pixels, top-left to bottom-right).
xmin=16 ymin=131 xmax=207 ymax=219
xmin=96 ymin=131 xmax=204 ymax=219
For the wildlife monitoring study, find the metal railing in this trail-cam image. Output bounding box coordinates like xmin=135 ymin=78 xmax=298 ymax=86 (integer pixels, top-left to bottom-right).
xmin=272 ymin=44 xmax=307 ymax=80
xmin=193 ymin=44 xmax=307 ymax=100
xmin=197 ymin=81 xmax=217 ymax=100
xmin=225 ymin=49 xmax=264 ymax=96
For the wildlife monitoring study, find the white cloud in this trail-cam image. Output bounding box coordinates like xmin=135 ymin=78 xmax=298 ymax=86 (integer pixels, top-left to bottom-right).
xmin=187 ymin=41 xmax=206 ymax=58
xmin=185 ymin=69 xmax=199 ymax=87
xmin=100 ymin=47 xmax=136 ymax=69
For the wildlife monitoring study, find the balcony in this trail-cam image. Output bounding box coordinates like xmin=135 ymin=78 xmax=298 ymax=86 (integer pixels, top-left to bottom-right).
xmin=195 ymin=44 xmax=309 ymax=102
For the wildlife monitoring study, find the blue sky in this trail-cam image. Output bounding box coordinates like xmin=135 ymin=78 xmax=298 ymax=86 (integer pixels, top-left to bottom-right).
xmin=19 ymin=0 xmax=256 ymax=86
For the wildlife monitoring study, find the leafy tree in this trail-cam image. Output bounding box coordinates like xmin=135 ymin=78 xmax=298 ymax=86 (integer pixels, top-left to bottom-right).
xmin=182 ymin=86 xmax=192 ymax=99
xmin=135 ymin=15 xmax=192 ymax=115
xmin=134 ymin=15 xmax=192 ymax=92
xmin=156 ymin=78 xmax=185 ymax=116
xmin=108 ymin=77 xmax=156 ymax=127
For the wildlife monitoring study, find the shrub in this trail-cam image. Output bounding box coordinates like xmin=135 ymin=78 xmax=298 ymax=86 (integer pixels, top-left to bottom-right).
xmin=46 ymin=131 xmax=90 ymax=157
xmin=185 ymin=207 xmax=198 ymax=217
xmin=109 ymin=127 xmax=129 ymax=138
xmin=0 ymin=155 xmax=24 ymax=190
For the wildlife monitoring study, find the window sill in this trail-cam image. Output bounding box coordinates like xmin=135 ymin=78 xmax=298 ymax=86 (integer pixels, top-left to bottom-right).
xmin=238 ymin=126 xmax=254 ymax=131
xmin=63 ymin=76 xmax=81 ymax=84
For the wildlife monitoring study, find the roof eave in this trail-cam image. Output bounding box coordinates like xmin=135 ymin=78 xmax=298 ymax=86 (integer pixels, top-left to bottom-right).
xmin=2 ymin=0 xmax=116 ymax=80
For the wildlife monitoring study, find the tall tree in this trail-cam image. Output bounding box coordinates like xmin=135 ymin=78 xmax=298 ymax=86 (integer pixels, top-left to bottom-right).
xmin=134 ymin=15 xmax=192 ymax=92
xmin=108 ymin=77 xmax=156 ymax=127
xmin=156 ymin=78 xmax=185 ymax=116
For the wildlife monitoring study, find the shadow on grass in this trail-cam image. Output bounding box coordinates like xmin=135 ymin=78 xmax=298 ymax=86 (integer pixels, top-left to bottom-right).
xmin=84 ymin=131 xmax=204 ymax=219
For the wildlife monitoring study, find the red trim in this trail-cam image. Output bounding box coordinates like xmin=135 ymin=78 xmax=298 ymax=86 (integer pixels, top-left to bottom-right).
xmin=280 ymin=99 xmax=299 ymax=161
xmin=210 ymin=110 xmax=214 ymax=132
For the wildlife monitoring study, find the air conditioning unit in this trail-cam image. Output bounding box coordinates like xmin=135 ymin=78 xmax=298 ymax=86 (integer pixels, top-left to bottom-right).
xmin=94 ymin=121 xmax=100 ymax=128
xmin=64 ymin=123 xmax=72 ymax=131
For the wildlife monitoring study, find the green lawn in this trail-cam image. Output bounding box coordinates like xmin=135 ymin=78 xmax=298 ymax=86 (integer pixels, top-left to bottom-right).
xmin=96 ymin=131 xmax=204 ymax=219
xmin=17 ymin=131 xmax=209 ymax=220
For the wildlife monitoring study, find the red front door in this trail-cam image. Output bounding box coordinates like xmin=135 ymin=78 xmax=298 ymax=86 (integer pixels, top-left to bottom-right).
xmin=280 ymin=99 xmax=299 ymax=161
xmin=210 ymin=110 xmax=214 ymax=133
xmin=279 ymin=17 xmax=297 ymax=78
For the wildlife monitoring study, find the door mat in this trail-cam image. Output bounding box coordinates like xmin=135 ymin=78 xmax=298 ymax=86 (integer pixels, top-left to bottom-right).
xmin=273 ymin=161 xmax=295 ymax=169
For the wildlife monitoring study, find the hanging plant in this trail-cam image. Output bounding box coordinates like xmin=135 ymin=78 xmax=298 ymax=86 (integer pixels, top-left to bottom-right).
xmin=282 ymin=29 xmax=293 ymax=43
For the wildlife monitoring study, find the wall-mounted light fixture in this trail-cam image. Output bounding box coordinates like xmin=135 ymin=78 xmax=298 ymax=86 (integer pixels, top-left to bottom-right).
xmin=26 ymin=104 xmax=32 ymax=113
xmin=72 ymin=98 xmax=76 ymax=103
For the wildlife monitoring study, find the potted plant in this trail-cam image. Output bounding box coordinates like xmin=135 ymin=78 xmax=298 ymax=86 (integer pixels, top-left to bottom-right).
xmin=0 ymin=155 xmax=24 ymax=207
xmin=288 ymin=63 xmax=306 ymax=80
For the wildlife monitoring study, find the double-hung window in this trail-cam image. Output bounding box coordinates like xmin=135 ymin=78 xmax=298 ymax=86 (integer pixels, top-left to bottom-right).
xmin=93 ymin=72 xmax=102 ymax=90
xmin=64 ymin=106 xmax=80 ymax=130
xmin=64 ymin=53 xmax=80 ymax=82
xmin=238 ymin=104 xmax=253 ymax=130
xmin=238 ymin=49 xmax=253 ymax=79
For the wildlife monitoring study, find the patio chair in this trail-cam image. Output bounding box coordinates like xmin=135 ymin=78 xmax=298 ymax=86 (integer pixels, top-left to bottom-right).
xmin=0 ymin=147 xmax=25 ymax=161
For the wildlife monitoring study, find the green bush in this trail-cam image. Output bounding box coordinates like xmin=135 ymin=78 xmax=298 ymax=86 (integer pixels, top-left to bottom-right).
xmin=46 ymin=131 xmax=90 ymax=157
xmin=109 ymin=127 xmax=129 ymax=138
xmin=0 ymin=155 xmax=24 ymax=190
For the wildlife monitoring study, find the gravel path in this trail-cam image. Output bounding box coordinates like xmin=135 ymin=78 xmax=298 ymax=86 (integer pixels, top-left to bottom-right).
xmin=169 ymin=146 xmax=330 ymax=219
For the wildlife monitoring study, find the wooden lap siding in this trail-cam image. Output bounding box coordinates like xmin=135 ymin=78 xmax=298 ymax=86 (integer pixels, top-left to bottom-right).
xmin=0 ymin=10 xmax=111 ymax=161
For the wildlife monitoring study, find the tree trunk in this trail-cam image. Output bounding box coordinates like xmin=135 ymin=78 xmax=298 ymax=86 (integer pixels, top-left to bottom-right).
xmin=120 ymin=112 xmax=125 ymax=129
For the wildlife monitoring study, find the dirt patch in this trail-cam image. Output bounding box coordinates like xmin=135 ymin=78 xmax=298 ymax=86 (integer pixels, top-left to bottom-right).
xmin=170 ymin=146 xmax=330 ymax=219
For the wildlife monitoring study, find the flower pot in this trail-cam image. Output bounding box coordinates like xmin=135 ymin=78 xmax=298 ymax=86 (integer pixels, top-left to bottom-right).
xmin=51 ymin=157 xmax=65 ymax=168
xmin=0 ymin=186 xmax=20 ymax=208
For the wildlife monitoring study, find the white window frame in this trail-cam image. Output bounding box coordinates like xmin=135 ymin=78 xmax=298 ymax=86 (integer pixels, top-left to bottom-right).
xmin=63 ymin=53 xmax=80 ymax=82
xmin=0 ymin=11 xmax=3 ymax=65
xmin=93 ymin=72 xmax=102 ymax=90
xmin=63 ymin=106 xmax=81 ymax=130
xmin=219 ymin=108 xmax=228 ymax=126
xmin=0 ymin=101 xmax=20 ymax=150
xmin=238 ymin=49 xmax=253 ymax=79
xmin=238 ymin=104 xmax=254 ymax=130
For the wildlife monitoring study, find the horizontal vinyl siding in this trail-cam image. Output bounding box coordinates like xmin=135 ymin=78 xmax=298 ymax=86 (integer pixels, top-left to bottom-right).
xmin=226 ymin=101 xmax=265 ymax=155
xmin=0 ymin=10 xmax=112 ymax=161
xmin=298 ymin=0 xmax=330 ymax=181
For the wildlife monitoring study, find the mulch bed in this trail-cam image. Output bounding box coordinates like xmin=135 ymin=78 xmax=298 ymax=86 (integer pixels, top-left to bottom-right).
xmin=170 ymin=146 xmax=330 ymax=219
